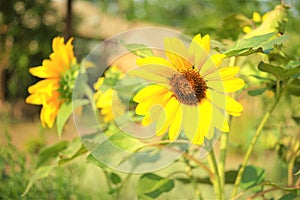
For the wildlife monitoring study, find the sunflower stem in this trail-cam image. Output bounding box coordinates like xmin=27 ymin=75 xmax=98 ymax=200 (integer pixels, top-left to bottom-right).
xmin=219 ymin=132 xmax=228 ymax=196
xmin=184 ymin=156 xmax=203 ymax=200
xmin=208 ymin=149 xmax=223 ymax=200
xmin=218 ymin=56 xmax=237 ymax=195
xmin=231 ymin=89 xmax=282 ymax=199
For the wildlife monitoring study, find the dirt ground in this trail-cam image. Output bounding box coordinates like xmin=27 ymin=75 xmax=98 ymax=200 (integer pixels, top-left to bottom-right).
xmin=0 ymin=100 xmax=78 ymax=152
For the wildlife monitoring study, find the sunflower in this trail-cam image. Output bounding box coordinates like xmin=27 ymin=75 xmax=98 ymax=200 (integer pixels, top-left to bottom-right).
xmin=94 ymin=66 xmax=126 ymax=123
xmin=26 ymin=36 xmax=77 ymax=128
xmin=132 ymin=34 xmax=245 ymax=145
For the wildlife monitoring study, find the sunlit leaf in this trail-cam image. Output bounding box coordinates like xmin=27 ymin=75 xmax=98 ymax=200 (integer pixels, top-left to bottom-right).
xmin=225 ymin=33 xmax=288 ymax=57
xmin=137 ymin=173 xmax=175 ymax=199
xmin=119 ymin=39 xmax=154 ymax=58
xmin=89 ymin=131 xmax=145 ymax=168
xmin=58 ymin=138 xmax=88 ymax=164
xmin=36 ymin=141 xmax=68 ymax=168
xmin=56 ymin=99 xmax=89 ymax=137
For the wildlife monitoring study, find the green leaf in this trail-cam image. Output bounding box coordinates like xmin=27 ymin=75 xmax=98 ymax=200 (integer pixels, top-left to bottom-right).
xmin=86 ymin=153 xmax=108 ymax=169
xmin=261 ymin=34 xmax=289 ymax=53
xmin=58 ymin=138 xmax=88 ymax=164
xmin=22 ymin=165 xmax=55 ymax=196
xmin=110 ymin=172 xmax=122 ymax=185
xmin=283 ymin=66 xmax=300 ymax=78
xmin=248 ymin=88 xmax=267 ymax=96
xmin=56 ymin=99 xmax=89 ymax=137
xmin=278 ymin=193 xmax=298 ymax=200
xmin=240 ymin=165 xmax=265 ymax=192
xmin=36 ymin=141 xmax=68 ymax=168
xmin=89 ymin=131 xmax=145 ymax=168
xmin=225 ymin=33 xmax=288 ymax=57
xmin=258 ymin=62 xmax=286 ymax=79
xmin=119 ymin=39 xmax=154 ymax=58
xmin=286 ymin=79 xmax=300 ymax=96
xmin=137 ymin=173 xmax=174 ymax=199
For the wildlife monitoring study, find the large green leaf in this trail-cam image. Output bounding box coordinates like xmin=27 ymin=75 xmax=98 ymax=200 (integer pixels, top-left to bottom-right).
xmin=89 ymin=131 xmax=145 ymax=168
xmin=56 ymin=99 xmax=90 ymax=137
xmin=119 ymin=39 xmax=154 ymax=58
xmin=225 ymin=33 xmax=288 ymax=57
xmin=240 ymin=165 xmax=265 ymax=192
xmin=137 ymin=173 xmax=175 ymax=199
xmin=36 ymin=140 xmax=68 ymax=168
xmin=58 ymin=138 xmax=88 ymax=165
xmin=258 ymin=62 xmax=286 ymax=79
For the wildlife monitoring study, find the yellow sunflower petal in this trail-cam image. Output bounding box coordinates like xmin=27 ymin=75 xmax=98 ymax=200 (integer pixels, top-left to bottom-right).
xmin=25 ymin=94 xmax=45 ymax=105
xmin=182 ymin=104 xmax=200 ymax=143
xmin=136 ymin=57 xmax=174 ymax=69
xmin=130 ymin=68 xmax=171 ymax=86
xmin=168 ymin=104 xmax=182 ymax=142
xmin=156 ymin=97 xmax=179 ymax=136
xmin=136 ymin=99 xmax=152 ymax=115
xmin=200 ymin=56 xmax=217 ymax=76
xmin=194 ymin=100 xmax=213 ymax=144
xmin=141 ymin=113 xmax=152 ymax=126
xmin=133 ymin=84 xmax=169 ymax=103
xmin=211 ymin=107 xmax=229 ymax=132
xmin=28 ymin=79 xmax=60 ymax=97
xmin=189 ymin=34 xmax=210 ymax=69
xmin=222 ymin=78 xmax=245 ymax=92
xmin=29 ymin=65 xmax=59 ymax=78
xmin=40 ymin=101 xmax=60 ymax=128
xmin=206 ymin=90 xmax=243 ymax=116
xmin=211 ymin=53 xmax=226 ymax=67
xmin=205 ymin=66 xmax=240 ymax=81
xmin=164 ymin=37 xmax=192 ymax=71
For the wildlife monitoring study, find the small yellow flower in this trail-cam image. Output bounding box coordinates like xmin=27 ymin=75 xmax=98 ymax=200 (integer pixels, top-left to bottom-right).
xmin=94 ymin=66 xmax=125 ymax=123
xmin=26 ymin=36 xmax=77 ymax=128
xmin=133 ymin=34 xmax=245 ymax=145
xmin=252 ymin=12 xmax=262 ymax=23
xmin=243 ymin=11 xmax=265 ymax=33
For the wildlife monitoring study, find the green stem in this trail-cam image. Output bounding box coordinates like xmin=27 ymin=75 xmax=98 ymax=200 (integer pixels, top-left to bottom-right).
xmin=184 ymin=157 xmax=203 ymax=200
xmin=219 ymin=132 xmax=228 ymax=195
xmin=287 ymin=155 xmax=296 ymax=186
xmin=231 ymin=94 xmax=282 ymax=199
xmin=218 ymin=56 xmax=236 ymax=196
xmin=209 ymin=149 xmax=223 ymax=200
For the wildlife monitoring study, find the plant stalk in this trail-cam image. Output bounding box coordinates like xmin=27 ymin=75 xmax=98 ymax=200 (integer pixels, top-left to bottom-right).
xmin=231 ymin=93 xmax=282 ymax=199
xmin=209 ymin=149 xmax=223 ymax=200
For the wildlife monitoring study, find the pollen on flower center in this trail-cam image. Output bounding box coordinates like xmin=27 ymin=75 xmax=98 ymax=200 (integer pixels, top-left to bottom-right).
xmin=170 ymin=69 xmax=207 ymax=105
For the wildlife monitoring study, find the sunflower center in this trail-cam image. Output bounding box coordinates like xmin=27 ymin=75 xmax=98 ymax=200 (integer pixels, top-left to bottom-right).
xmin=170 ymin=69 xmax=207 ymax=105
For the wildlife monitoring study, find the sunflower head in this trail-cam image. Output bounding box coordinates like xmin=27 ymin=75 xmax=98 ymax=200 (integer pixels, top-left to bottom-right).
xmin=26 ymin=36 xmax=77 ymax=128
xmin=133 ymin=34 xmax=245 ymax=145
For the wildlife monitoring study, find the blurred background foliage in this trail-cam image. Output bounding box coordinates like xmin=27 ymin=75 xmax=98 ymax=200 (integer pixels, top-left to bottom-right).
xmin=1 ymin=0 xmax=300 ymax=102
xmin=0 ymin=0 xmax=300 ymax=199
